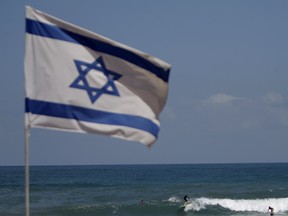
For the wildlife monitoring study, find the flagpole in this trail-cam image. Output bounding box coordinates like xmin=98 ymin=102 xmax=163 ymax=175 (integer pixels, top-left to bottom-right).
xmin=25 ymin=126 xmax=30 ymax=216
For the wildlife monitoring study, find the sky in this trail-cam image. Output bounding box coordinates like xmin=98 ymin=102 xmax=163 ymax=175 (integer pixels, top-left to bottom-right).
xmin=0 ymin=0 xmax=288 ymax=166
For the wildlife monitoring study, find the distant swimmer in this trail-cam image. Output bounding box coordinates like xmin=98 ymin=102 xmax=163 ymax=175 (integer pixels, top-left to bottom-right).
xmin=183 ymin=195 xmax=190 ymax=203
xmin=268 ymin=206 xmax=274 ymax=215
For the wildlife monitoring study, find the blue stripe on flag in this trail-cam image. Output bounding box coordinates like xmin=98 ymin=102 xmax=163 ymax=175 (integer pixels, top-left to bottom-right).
xmin=25 ymin=98 xmax=159 ymax=138
xmin=26 ymin=19 xmax=170 ymax=82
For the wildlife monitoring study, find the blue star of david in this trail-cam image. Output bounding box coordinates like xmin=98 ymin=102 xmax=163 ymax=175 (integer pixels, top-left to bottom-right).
xmin=70 ymin=57 xmax=122 ymax=103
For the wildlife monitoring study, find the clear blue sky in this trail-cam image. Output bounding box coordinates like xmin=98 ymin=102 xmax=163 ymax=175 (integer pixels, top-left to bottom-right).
xmin=1 ymin=0 xmax=288 ymax=165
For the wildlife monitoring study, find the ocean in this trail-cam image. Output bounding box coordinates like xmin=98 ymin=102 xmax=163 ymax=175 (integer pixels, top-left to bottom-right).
xmin=0 ymin=163 xmax=288 ymax=216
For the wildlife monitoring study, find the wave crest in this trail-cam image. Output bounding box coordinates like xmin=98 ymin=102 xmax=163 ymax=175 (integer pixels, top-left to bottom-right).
xmin=184 ymin=197 xmax=288 ymax=213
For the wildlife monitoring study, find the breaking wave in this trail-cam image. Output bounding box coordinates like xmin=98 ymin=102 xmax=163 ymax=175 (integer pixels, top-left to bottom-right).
xmin=184 ymin=197 xmax=288 ymax=213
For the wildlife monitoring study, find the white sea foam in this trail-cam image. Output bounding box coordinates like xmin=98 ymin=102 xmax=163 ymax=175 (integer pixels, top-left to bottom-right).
xmin=167 ymin=196 xmax=181 ymax=203
xmin=184 ymin=197 xmax=288 ymax=213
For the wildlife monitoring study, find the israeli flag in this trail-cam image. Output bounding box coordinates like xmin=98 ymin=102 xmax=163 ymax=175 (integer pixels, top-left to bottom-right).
xmin=24 ymin=6 xmax=171 ymax=146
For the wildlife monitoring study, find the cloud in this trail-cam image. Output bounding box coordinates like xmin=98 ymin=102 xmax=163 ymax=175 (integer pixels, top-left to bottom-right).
xmin=201 ymin=93 xmax=245 ymax=106
xmin=262 ymin=91 xmax=284 ymax=105
xmin=189 ymin=92 xmax=288 ymax=133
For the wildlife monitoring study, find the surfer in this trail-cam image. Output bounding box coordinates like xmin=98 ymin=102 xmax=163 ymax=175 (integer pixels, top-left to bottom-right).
xmin=183 ymin=195 xmax=190 ymax=203
xmin=179 ymin=195 xmax=190 ymax=210
xmin=268 ymin=206 xmax=274 ymax=215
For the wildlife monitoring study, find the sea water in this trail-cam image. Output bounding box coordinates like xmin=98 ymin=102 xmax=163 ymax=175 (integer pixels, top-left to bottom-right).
xmin=0 ymin=163 xmax=288 ymax=216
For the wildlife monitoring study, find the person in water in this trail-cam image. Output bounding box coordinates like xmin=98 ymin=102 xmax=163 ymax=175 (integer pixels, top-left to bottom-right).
xmin=183 ymin=195 xmax=190 ymax=203
xmin=268 ymin=206 xmax=274 ymax=215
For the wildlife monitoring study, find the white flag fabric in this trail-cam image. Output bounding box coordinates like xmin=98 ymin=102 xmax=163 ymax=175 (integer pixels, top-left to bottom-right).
xmin=24 ymin=6 xmax=171 ymax=146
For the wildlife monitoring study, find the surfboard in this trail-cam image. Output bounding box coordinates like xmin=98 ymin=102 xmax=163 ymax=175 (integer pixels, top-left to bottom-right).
xmin=179 ymin=204 xmax=186 ymax=209
xmin=179 ymin=201 xmax=191 ymax=209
